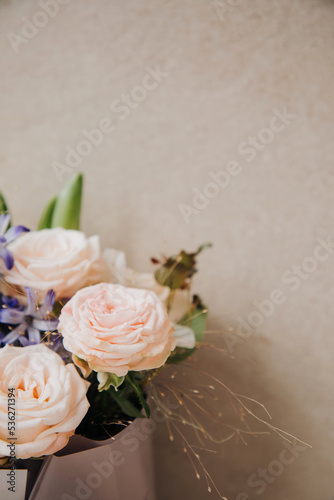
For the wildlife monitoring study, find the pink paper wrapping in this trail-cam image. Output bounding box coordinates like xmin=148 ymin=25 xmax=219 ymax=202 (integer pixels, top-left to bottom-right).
xmin=28 ymin=418 xmax=156 ymax=500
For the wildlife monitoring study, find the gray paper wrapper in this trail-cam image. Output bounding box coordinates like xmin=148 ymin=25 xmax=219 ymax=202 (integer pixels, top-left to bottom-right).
xmin=28 ymin=418 xmax=155 ymax=500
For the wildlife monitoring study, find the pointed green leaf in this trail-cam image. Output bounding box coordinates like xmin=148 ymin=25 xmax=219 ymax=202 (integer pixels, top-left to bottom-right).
xmin=180 ymin=295 xmax=208 ymax=342
xmin=107 ymin=386 xmax=145 ymax=418
xmin=167 ymin=346 xmax=196 ymax=364
xmin=0 ymin=192 xmax=10 ymax=224
xmin=51 ymin=173 xmax=83 ymax=230
xmin=38 ymin=196 xmax=57 ymax=230
xmin=126 ymin=372 xmax=151 ymax=417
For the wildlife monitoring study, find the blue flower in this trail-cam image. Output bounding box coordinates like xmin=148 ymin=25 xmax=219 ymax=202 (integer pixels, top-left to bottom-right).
xmin=0 ymin=288 xmax=59 ymax=346
xmin=0 ymin=214 xmax=29 ymax=270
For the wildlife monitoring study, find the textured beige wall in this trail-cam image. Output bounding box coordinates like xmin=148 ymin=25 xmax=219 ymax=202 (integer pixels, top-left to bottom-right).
xmin=1 ymin=1 xmax=334 ymax=499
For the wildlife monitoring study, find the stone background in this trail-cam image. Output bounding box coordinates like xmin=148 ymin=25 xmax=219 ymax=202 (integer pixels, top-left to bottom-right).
xmin=1 ymin=1 xmax=334 ymax=498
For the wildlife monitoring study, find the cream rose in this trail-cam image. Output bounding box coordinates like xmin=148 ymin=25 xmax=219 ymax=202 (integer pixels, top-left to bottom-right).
xmin=0 ymin=344 xmax=89 ymax=459
xmin=2 ymin=228 xmax=107 ymax=299
xmin=58 ymin=283 xmax=176 ymax=377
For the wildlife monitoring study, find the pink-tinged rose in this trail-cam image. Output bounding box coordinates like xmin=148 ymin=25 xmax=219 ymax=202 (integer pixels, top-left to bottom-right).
xmin=58 ymin=283 xmax=176 ymax=377
xmin=0 ymin=344 xmax=89 ymax=459
xmin=2 ymin=228 xmax=107 ymax=299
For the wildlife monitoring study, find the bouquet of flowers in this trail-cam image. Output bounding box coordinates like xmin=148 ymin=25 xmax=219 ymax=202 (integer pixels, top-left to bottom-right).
xmin=0 ymin=174 xmax=211 ymax=499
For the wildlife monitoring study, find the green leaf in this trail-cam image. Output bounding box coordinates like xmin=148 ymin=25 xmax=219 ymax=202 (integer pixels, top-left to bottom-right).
xmin=180 ymin=295 xmax=208 ymax=342
xmin=154 ymin=243 xmax=212 ymax=290
xmin=97 ymin=372 xmax=125 ymax=391
xmin=38 ymin=196 xmax=57 ymax=230
xmin=52 ymin=300 xmax=65 ymax=318
xmin=126 ymin=372 xmax=151 ymax=418
xmin=107 ymin=386 xmax=144 ymax=419
xmin=167 ymin=346 xmax=196 ymax=364
xmin=197 ymin=242 xmax=213 ymax=254
xmin=51 ymin=173 xmax=83 ymax=230
xmin=0 ymin=192 xmax=10 ymax=224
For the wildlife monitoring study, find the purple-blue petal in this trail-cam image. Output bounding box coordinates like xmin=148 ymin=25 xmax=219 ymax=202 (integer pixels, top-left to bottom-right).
xmin=0 ymin=308 xmax=24 ymax=325
xmin=38 ymin=289 xmax=56 ymax=317
xmin=5 ymin=225 xmax=30 ymax=244
xmin=2 ymin=323 xmax=27 ymax=344
xmin=32 ymin=317 xmax=58 ymax=331
xmin=27 ymin=326 xmax=41 ymax=344
xmin=25 ymin=287 xmax=38 ymax=316
xmin=0 ymin=247 xmax=14 ymax=270
xmin=19 ymin=336 xmax=30 ymax=347
xmin=0 ymin=214 xmax=10 ymax=236
xmin=2 ymin=296 xmax=21 ymax=308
